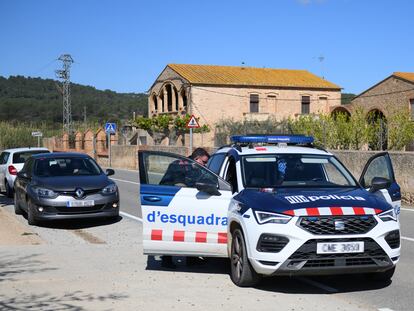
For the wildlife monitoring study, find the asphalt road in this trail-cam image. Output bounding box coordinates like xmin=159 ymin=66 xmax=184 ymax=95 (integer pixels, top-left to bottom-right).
xmin=1 ymin=167 xmax=414 ymax=310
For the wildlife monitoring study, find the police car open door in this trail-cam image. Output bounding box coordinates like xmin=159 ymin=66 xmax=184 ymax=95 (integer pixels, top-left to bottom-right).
xmin=138 ymin=151 xmax=233 ymax=257
xmin=359 ymin=152 xmax=401 ymax=217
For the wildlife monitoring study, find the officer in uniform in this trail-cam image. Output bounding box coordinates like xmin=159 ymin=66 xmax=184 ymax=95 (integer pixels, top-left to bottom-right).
xmin=161 ymin=148 xmax=210 ymax=268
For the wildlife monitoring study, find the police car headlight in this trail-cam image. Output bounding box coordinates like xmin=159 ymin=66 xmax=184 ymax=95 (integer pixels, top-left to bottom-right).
xmin=102 ymin=184 xmax=117 ymax=195
xmin=254 ymin=211 xmax=292 ymax=224
xmin=378 ymin=209 xmax=397 ymax=222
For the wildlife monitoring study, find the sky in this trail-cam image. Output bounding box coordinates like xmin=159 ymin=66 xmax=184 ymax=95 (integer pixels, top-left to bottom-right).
xmin=1 ymin=0 xmax=413 ymax=94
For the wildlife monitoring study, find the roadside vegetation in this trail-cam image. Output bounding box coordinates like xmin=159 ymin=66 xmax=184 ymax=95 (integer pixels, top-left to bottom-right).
xmin=0 ymin=122 xmax=61 ymax=149
xmin=131 ymin=114 xmax=210 ymax=145
xmin=214 ymin=107 xmax=414 ymax=151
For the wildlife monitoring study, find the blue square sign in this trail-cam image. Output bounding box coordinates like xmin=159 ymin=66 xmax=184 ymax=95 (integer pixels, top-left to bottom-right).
xmin=105 ymin=122 xmax=117 ymax=134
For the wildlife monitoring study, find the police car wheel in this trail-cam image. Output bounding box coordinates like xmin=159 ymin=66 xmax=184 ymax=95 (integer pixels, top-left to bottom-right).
xmin=366 ymin=266 xmax=395 ymax=282
xmin=230 ymin=228 xmax=260 ymax=287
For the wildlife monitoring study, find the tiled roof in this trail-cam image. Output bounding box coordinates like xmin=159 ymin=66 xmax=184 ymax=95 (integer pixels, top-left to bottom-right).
xmin=168 ymin=64 xmax=341 ymax=89
xmin=393 ymin=72 xmax=414 ymax=83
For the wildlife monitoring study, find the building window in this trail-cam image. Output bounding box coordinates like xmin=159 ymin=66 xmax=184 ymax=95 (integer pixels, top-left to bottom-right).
xmin=152 ymin=95 xmax=158 ymax=112
xmin=411 ymin=99 xmax=414 ymax=120
xmin=250 ymin=94 xmax=259 ymax=113
xmin=301 ymin=96 xmax=310 ymax=114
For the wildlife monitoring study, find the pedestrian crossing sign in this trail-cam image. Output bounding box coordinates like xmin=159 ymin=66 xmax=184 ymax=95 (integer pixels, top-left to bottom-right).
xmin=105 ymin=122 xmax=117 ymax=134
xmin=186 ymin=115 xmax=200 ymax=128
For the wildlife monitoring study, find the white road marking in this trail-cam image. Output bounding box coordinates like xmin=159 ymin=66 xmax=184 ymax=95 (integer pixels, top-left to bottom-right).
xmin=401 ymin=236 xmax=414 ymax=242
xmin=120 ymin=211 xmax=142 ymax=222
xmin=297 ymin=277 xmax=338 ymax=293
xmin=378 ymin=308 xmax=395 ymax=311
xmin=401 ymin=208 xmax=414 ymax=212
xmin=111 ymin=178 xmax=139 ymax=185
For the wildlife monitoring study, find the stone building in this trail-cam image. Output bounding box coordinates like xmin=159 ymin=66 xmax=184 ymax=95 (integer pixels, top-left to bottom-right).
xmin=349 ymin=72 xmax=414 ymax=119
xmin=148 ymin=64 xmax=341 ymax=147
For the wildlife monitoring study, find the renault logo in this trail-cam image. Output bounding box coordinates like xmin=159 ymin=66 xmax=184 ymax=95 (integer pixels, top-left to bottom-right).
xmin=334 ymin=220 xmax=345 ymax=231
xmin=75 ymin=188 xmax=84 ymax=199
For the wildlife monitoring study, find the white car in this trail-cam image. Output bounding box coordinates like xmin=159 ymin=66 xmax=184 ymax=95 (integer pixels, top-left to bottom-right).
xmin=0 ymin=147 xmax=50 ymax=197
xmin=138 ymin=135 xmax=401 ymax=287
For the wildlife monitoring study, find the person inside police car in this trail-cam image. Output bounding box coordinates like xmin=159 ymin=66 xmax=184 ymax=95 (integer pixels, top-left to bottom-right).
xmin=160 ymin=147 xmax=210 ymax=187
xmin=161 ymin=148 xmax=210 ymax=269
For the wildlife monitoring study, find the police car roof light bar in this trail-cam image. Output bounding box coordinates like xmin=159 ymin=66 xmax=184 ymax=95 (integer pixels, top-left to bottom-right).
xmin=231 ymin=135 xmax=314 ymax=145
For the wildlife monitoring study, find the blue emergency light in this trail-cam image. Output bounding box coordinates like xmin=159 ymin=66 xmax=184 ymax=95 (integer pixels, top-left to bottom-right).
xmin=231 ymin=135 xmax=314 ymax=144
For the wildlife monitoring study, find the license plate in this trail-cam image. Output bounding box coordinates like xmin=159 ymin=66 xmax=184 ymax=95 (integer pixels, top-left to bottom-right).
xmin=316 ymin=242 xmax=364 ymax=254
xmin=66 ymin=200 xmax=95 ymax=207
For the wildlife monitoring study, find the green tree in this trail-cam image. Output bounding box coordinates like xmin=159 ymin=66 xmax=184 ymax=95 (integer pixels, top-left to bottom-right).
xmin=132 ymin=114 xmax=210 ymax=145
xmin=387 ymin=108 xmax=414 ymax=150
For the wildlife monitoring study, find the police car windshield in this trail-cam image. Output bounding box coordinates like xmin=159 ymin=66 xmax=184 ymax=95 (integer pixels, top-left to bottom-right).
xmin=241 ymin=154 xmax=357 ymax=188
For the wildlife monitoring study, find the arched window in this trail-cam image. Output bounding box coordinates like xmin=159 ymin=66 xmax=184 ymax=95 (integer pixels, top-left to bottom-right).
xmin=166 ymin=84 xmax=173 ymax=112
xmin=174 ymin=87 xmax=179 ymax=111
xmin=152 ymin=94 xmax=158 ymax=112
xmin=331 ymin=107 xmax=351 ymax=120
xmin=181 ymin=90 xmax=188 ymax=110
xmin=367 ymin=109 xmax=387 ymax=150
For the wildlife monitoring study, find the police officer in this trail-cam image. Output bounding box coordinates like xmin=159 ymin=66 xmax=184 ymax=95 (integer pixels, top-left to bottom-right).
xmin=161 ymin=148 xmax=210 ymax=269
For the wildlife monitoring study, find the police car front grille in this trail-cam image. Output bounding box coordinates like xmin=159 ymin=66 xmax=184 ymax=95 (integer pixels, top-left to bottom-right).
xmin=289 ymin=238 xmax=390 ymax=268
xmin=257 ymin=234 xmax=289 ymax=253
xmin=304 ymin=259 xmax=335 ymax=267
xmin=298 ymin=216 xmax=377 ymax=235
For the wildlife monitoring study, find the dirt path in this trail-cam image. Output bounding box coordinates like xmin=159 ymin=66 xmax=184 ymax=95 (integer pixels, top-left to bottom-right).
xmin=0 ymin=207 xmax=43 ymax=245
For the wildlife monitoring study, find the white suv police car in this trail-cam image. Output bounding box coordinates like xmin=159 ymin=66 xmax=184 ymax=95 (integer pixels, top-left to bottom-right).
xmin=139 ymin=135 xmax=401 ymax=287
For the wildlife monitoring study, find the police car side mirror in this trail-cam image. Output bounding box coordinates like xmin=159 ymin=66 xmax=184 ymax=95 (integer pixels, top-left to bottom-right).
xmin=369 ymin=177 xmax=390 ymax=193
xmin=196 ymin=182 xmax=221 ymax=196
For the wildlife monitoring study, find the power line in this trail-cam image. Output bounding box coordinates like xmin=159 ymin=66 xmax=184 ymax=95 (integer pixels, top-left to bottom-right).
xmin=32 ymin=58 xmax=58 ymax=76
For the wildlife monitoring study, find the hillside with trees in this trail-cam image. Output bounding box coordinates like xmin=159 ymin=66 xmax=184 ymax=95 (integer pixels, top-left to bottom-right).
xmin=0 ymin=75 xmax=148 ymax=125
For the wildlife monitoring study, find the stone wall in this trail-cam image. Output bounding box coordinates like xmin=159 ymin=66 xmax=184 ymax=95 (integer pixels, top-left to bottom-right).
xmin=42 ymin=135 xmax=414 ymax=203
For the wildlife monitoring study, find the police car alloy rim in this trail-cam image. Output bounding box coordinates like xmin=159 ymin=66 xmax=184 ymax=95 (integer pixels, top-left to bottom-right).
xmin=231 ymin=231 xmax=244 ymax=281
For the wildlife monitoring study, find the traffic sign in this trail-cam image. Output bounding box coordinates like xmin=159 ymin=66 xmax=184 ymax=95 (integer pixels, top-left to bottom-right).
xmin=31 ymin=131 xmax=43 ymax=137
xmin=186 ymin=115 xmax=200 ymax=128
xmin=105 ymin=122 xmax=117 ymax=134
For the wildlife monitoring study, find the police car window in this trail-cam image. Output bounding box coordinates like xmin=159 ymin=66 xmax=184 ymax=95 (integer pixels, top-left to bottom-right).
xmin=242 ymin=155 xmax=356 ymax=188
xmin=145 ymin=154 xmax=218 ymax=188
xmin=207 ymin=153 xmax=226 ymax=174
xmin=362 ymin=156 xmax=391 ymax=188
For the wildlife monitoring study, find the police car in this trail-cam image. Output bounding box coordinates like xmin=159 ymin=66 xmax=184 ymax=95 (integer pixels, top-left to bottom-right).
xmin=138 ymin=135 xmax=401 ymax=287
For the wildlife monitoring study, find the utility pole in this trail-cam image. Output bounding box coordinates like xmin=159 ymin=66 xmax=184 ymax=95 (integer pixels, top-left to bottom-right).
xmin=55 ymin=54 xmax=74 ymax=134
xmin=83 ymin=106 xmax=87 ymax=128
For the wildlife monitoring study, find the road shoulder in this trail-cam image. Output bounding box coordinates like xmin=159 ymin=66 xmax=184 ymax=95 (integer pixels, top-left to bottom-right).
xmin=0 ymin=206 xmax=43 ymax=245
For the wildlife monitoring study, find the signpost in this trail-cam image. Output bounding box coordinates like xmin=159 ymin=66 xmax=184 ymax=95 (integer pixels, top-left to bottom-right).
xmin=31 ymin=131 xmax=43 ymax=147
xmin=105 ymin=123 xmax=117 ymax=167
xmin=186 ymin=115 xmax=200 ymax=152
